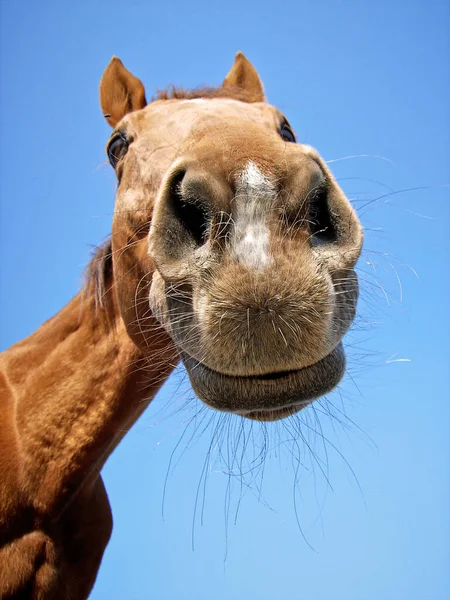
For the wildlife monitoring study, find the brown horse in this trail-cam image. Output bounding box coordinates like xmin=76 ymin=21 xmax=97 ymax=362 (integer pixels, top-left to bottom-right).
xmin=0 ymin=53 xmax=363 ymax=598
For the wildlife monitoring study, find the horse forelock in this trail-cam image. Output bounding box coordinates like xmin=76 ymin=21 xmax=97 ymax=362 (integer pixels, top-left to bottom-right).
xmin=154 ymin=85 xmax=258 ymax=103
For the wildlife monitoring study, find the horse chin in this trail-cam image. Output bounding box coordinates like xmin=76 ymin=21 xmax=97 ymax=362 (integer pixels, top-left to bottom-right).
xmin=180 ymin=343 xmax=346 ymax=422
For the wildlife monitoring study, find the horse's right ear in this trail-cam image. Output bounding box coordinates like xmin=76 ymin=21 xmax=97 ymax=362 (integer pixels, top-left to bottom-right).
xmin=100 ymin=57 xmax=147 ymax=128
xmin=222 ymin=52 xmax=265 ymax=102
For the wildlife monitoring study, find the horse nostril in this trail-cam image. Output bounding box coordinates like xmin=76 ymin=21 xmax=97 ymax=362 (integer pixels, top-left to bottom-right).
xmin=308 ymin=184 xmax=336 ymax=245
xmin=168 ymin=170 xmax=210 ymax=247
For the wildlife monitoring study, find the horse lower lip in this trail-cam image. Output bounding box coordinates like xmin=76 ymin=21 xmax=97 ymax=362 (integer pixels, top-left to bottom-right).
xmin=181 ymin=343 xmax=346 ymax=417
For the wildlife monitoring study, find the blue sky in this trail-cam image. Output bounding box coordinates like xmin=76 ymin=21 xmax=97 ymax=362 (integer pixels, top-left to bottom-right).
xmin=1 ymin=1 xmax=449 ymax=599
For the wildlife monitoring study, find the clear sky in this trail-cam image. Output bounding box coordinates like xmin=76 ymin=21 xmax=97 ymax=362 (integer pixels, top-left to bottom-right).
xmin=0 ymin=1 xmax=449 ymax=599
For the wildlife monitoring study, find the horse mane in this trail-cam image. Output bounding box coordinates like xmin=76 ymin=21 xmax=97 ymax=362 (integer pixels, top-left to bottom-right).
xmin=154 ymin=85 xmax=257 ymax=103
xmin=85 ymin=240 xmax=113 ymax=311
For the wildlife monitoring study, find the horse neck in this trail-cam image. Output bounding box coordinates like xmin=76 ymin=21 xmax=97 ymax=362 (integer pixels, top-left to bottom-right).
xmin=0 ymin=272 xmax=176 ymax=519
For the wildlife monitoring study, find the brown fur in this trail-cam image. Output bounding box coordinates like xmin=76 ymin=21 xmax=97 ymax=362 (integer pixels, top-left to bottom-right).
xmin=154 ymin=84 xmax=258 ymax=103
xmin=0 ymin=52 xmax=363 ymax=597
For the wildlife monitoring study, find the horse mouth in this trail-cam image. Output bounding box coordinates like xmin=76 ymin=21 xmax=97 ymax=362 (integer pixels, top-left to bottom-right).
xmin=181 ymin=343 xmax=346 ymax=422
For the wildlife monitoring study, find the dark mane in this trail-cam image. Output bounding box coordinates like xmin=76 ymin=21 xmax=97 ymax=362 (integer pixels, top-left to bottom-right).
xmin=85 ymin=240 xmax=113 ymax=311
xmin=154 ymin=85 xmax=257 ymax=103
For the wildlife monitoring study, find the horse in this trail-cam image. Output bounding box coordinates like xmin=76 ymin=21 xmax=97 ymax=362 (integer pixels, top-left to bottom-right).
xmin=0 ymin=52 xmax=363 ymax=598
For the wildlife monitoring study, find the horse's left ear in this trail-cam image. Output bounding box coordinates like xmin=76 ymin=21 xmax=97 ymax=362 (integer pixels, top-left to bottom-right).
xmin=222 ymin=52 xmax=265 ymax=102
xmin=100 ymin=57 xmax=147 ymax=127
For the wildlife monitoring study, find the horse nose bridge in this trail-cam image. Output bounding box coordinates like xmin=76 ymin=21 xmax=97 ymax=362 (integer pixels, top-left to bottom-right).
xmin=225 ymin=160 xmax=277 ymax=270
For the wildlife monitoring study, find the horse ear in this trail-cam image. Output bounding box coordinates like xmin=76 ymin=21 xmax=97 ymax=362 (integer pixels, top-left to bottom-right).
xmin=100 ymin=57 xmax=147 ymax=127
xmin=222 ymin=52 xmax=265 ymax=102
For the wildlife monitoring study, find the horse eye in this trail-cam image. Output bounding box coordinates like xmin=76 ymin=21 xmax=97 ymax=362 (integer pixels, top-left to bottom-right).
xmin=280 ymin=122 xmax=296 ymax=143
xmin=107 ymin=133 xmax=129 ymax=168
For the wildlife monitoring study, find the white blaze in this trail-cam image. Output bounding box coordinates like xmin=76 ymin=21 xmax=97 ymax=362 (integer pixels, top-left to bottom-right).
xmin=232 ymin=161 xmax=274 ymax=270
